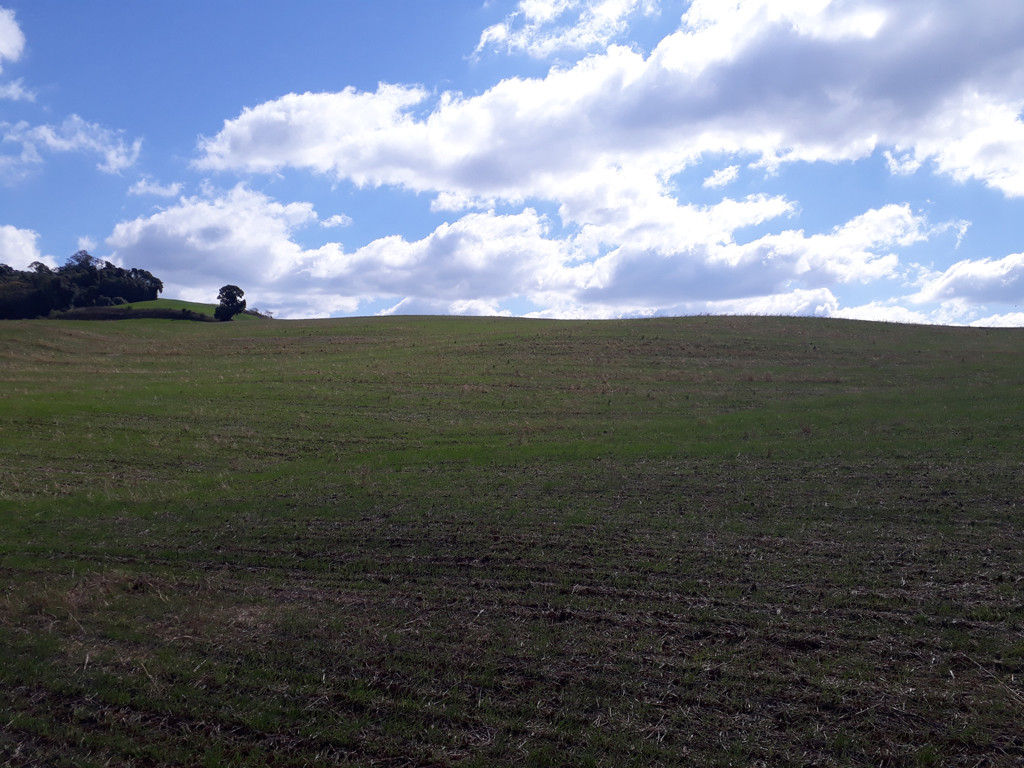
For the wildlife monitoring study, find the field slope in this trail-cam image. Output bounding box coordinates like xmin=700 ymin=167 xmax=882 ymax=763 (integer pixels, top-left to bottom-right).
xmin=1 ymin=315 xmax=1022 ymax=766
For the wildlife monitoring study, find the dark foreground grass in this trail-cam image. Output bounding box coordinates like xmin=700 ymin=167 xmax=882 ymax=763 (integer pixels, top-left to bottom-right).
xmin=1 ymin=315 xmax=1022 ymax=767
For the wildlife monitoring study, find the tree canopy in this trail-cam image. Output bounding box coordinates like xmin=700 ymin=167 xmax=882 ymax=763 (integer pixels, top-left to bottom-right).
xmin=0 ymin=251 xmax=164 ymax=320
xmin=214 ymin=284 xmax=246 ymax=321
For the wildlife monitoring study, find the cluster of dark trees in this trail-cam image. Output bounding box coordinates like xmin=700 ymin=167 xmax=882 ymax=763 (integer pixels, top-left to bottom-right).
xmin=0 ymin=251 xmax=164 ymax=320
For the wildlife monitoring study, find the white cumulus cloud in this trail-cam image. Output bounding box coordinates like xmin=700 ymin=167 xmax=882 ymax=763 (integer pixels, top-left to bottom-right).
xmin=2 ymin=115 xmax=142 ymax=178
xmin=0 ymin=6 xmax=25 ymax=74
xmin=197 ymin=0 xmax=1024 ymax=207
xmin=831 ymin=301 xmax=931 ymax=325
xmin=970 ymin=311 xmax=1024 ymax=328
xmin=0 ymin=8 xmax=31 ymax=101
xmin=910 ymin=252 xmax=1024 ymax=306
xmin=477 ymin=0 xmax=659 ymax=58
xmin=196 ymin=84 xmax=428 ymax=182
xmin=320 ymin=214 xmax=352 ymax=229
xmin=106 ymin=186 xmax=568 ymax=318
xmin=107 ymin=184 xmax=321 ymax=299
xmin=703 ymin=165 xmax=740 ymax=189
xmin=129 ymin=176 xmax=183 ymax=197
xmin=0 ymin=78 xmax=32 ymax=101
xmin=0 ymin=223 xmax=53 ymax=269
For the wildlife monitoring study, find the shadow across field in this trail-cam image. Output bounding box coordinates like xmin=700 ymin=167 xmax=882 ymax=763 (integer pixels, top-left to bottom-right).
xmin=0 ymin=315 xmax=1021 ymax=766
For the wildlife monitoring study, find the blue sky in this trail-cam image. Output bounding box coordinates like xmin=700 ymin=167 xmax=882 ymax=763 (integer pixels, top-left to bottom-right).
xmin=2 ymin=1 xmax=1024 ymax=324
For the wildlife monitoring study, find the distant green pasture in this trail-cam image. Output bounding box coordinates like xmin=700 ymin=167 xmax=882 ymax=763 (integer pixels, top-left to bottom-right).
xmin=124 ymin=298 xmax=264 ymax=320
xmin=126 ymin=298 xmax=217 ymax=315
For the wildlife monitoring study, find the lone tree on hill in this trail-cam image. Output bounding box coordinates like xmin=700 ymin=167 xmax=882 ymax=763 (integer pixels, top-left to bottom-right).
xmin=215 ymin=284 xmax=246 ymax=321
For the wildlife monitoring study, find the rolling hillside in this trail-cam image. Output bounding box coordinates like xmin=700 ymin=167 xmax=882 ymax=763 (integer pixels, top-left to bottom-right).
xmin=1 ymin=315 xmax=1021 ymax=767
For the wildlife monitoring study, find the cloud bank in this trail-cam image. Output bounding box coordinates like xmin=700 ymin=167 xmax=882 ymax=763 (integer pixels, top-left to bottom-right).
xmin=165 ymin=0 xmax=1024 ymax=321
xmin=0 ymin=0 xmax=951 ymax=325
xmin=198 ymin=2 xmax=1024 ymax=200
xmin=107 ymin=181 xmax=949 ymax=321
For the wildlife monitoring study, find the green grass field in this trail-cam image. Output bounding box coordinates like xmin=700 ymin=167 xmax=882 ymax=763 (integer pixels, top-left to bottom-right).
xmin=52 ymin=299 xmax=266 ymax=322
xmin=1 ymin=314 xmax=1022 ymax=766
xmin=124 ymin=299 xmax=266 ymax=320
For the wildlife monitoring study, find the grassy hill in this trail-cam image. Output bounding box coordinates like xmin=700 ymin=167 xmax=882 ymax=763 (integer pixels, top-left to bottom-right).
xmin=126 ymin=297 xmax=219 ymax=315
xmin=127 ymin=298 xmax=269 ymax=320
xmin=52 ymin=298 xmax=267 ymax=321
xmin=0 ymin=315 xmax=1021 ymax=766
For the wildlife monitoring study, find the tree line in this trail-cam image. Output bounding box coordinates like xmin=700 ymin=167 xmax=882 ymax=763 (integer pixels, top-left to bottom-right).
xmin=0 ymin=251 xmax=164 ymax=320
